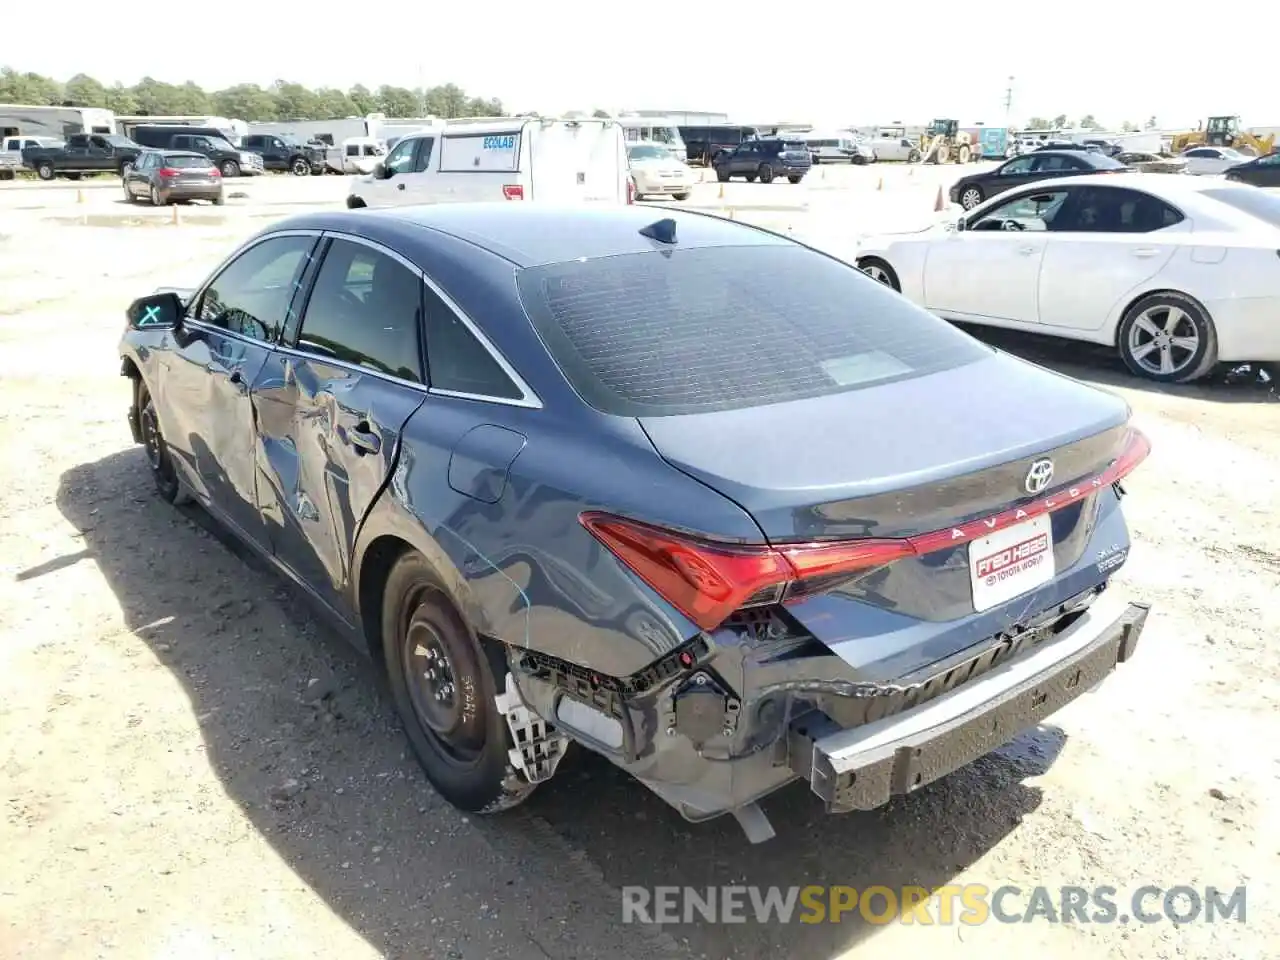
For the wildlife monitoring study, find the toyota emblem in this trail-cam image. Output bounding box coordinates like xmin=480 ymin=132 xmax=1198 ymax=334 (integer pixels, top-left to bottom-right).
xmin=1025 ymin=458 xmax=1055 ymax=495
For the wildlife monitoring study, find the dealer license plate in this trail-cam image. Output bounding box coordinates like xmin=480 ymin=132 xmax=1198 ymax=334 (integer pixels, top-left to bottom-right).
xmin=969 ymin=514 xmax=1055 ymax=613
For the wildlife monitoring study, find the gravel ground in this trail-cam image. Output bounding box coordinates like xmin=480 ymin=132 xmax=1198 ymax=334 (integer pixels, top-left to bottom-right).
xmin=1 ymin=178 xmax=1277 ymax=960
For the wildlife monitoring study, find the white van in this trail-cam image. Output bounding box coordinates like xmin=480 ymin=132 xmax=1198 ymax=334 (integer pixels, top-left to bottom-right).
xmin=802 ymin=132 xmax=874 ymax=164
xmin=347 ymin=116 xmax=630 ymax=209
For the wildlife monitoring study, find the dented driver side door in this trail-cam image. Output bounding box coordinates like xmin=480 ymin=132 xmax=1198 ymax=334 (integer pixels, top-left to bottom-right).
xmin=254 ymin=234 xmax=427 ymax=621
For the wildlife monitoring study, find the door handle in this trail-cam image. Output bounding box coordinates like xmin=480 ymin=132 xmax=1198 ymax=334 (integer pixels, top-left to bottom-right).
xmin=347 ymin=422 xmax=381 ymax=456
xmin=1018 ymin=245 xmax=1039 ymax=255
xmin=1131 ymin=248 xmax=1160 ymax=257
xmin=396 ymin=182 xmax=405 ymax=190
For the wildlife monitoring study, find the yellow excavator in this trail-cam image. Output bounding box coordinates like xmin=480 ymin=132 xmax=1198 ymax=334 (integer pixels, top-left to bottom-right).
xmin=1170 ymin=116 xmax=1275 ymax=156
xmin=916 ymin=119 xmax=981 ymax=164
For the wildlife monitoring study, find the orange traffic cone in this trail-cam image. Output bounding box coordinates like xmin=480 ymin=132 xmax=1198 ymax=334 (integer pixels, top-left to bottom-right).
xmin=934 ymin=186 xmax=945 ymax=212
xmin=718 ymin=182 xmax=725 ymax=199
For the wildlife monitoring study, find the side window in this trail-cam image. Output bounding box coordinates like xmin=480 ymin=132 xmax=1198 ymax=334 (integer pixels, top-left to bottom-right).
xmin=383 ymin=137 xmax=417 ymax=176
xmin=999 ymin=156 xmax=1035 ymax=175
xmin=1054 ymin=187 xmax=1185 ymax=234
xmin=422 ymin=285 xmax=523 ymax=400
xmin=1031 ymin=155 xmax=1071 ymax=172
xmin=197 ymin=235 xmax=315 ymax=342
xmin=271 ymin=138 xmax=285 ymax=151
xmin=413 ymin=137 xmax=435 ymax=172
xmin=1260 ymin=154 xmax=1280 ymax=166
xmin=346 ymin=143 xmax=359 ymax=157
xmin=296 ymin=239 xmax=424 ymax=383
xmin=971 ymin=190 xmax=1069 ymax=232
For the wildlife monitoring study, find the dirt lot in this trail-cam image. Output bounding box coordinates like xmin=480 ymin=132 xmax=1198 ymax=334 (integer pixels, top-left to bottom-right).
xmin=1 ymin=182 xmax=1278 ymax=960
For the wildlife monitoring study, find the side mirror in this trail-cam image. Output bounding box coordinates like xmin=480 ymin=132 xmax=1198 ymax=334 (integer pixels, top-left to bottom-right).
xmin=953 ymin=216 xmax=966 ymax=232
xmin=372 ymin=161 xmax=387 ymax=179
xmin=126 ymin=292 xmax=182 ymax=331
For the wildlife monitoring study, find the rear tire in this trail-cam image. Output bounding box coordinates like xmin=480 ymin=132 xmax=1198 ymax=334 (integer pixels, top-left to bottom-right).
xmin=36 ymin=162 xmax=55 ymax=181
xmin=150 ymin=186 xmax=164 ymax=206
xmin=346 ymin=195 xmax=367 ymax=209
xmin=856 ymin=256 xmax=901 ymax=292
xmin=1117 ymin=291 xmax=1218 ymax=384
xmin=787 ymin=175 xmax=802 ymax=183
xmin=716 ymin=168 xmax=730 ymax=182
xmin=758 ymin=163 xmax=775 ymax=183
xmin=959 ymin=185 xmax=984 ymax=210
xmin=381 ymin=552 xmax=535 ymax=814
xmin=672 ymin=192 xmax=689 ymax=200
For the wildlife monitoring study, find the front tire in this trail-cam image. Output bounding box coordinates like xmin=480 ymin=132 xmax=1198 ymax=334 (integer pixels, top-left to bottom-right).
xmin=290 ymin=157 xmax=310 ymax=176
xmin=220 ymin=160 xmax=240 ymax=178
xmin=382 ymin=553 xmax=535 ymax=814
xmin=1117 ymin=291 xmax=1218 ymax=383
xmin=672 ymin=192 xmax=689 ymax=200
xmin=959 ymin=185 xmax=984 ymax=210
xmin=856 ymin=256 xmax=901 ymax=292
xmin=137 ymin=382 xmax=189 ymax=505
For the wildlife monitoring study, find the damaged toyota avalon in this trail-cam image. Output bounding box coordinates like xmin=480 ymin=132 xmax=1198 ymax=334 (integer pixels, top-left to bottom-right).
xmin=118 ymin=203 xmax=1151 ymax=843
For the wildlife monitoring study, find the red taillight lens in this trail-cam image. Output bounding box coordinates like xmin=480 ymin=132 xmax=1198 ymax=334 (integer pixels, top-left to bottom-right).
xmin=157 ymin=167 xmax=179 ymax=178
xmin=579 ymin=427 xmax=1152 ymax=632
xmin=626 ymin=178 xmax=636 ymax=204
xmin=502 ymin=184 xmax=524 ymax=200
xmin=208 ymin=166 xmax=221 ymax=177
xmin=579 ymin=513 xmax=907 ymax=631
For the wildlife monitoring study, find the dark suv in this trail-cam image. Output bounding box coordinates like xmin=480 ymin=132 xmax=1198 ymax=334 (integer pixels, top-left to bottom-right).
xmin=679 ymin=124 xmax=760 ymax=165
xmin=712 ymin=137 xmax=811 ymax=183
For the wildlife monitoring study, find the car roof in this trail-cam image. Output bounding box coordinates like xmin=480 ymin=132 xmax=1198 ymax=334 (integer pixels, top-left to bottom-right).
xmin=273 ymin=203 xmax=792 ymax=268
xmin=157 ymin=150 xmax=209 ymax=159
xmin=999 ymin=171 xmax=1240 ymax=195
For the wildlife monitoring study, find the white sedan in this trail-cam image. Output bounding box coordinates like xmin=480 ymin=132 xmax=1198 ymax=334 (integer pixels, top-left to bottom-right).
xmin=627 ymin=141 xmax=695 ymax=201
xmin=853 ymin=173 xmax=1280 ymax=383
xmin=1181 ymin=146 xmax=1252 ymax=176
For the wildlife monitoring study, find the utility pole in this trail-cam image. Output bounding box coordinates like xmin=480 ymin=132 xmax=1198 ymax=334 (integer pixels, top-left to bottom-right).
xmin=1004 ymin=76 xmax=1015 ymax=128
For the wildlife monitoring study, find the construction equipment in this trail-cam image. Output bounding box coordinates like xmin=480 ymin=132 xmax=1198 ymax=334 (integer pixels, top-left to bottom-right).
xmin=1171 ymin=116 xmax=1276 ymax=156
xmin=916 ymin=119 xmax=980 ymax=164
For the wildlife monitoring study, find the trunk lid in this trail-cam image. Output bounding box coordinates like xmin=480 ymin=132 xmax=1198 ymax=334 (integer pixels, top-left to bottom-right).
xmin=638 ymin=351 xmax=1130 ymax=542
xmin=639 ymin=351 xmax=1132 ymax=645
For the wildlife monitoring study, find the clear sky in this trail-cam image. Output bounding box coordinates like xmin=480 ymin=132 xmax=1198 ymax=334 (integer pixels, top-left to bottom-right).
xmin=9 ymin=7 xmax=1265 ymax=130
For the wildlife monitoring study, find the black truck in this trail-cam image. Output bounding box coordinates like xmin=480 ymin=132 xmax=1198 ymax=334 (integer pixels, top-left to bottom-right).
xmin=21 ymin=133 xmax=143 ymax=180
xmin=241 ymin=133 xmax=327 ymax=175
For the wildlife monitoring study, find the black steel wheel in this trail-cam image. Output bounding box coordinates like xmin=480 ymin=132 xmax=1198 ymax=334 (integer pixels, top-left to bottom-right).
xmin=381 ymin=552 xmax=536 ymax=813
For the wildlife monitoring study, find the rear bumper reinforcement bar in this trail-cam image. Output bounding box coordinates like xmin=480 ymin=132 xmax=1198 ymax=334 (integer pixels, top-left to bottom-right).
xmin=792 ymin=593 xmax=1150 ymax=814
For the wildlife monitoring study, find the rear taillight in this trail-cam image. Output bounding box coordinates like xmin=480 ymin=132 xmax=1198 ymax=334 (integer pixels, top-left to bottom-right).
xmin=626 ymin=177 xmax=636 ymax=204
xmin=208 ymin=166 xmax=221 ymax=177
xmin=502 ymin=184 xmax=524 ymax=200
xmin=581 ymin=427 xmax=1152 ymax=632
xmin=157 ymin=167 xmax=179 ymax=177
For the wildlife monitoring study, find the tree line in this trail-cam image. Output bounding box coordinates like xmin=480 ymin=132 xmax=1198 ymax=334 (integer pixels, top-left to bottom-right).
xmin=1025 ymin=114 xmax=1160 ymax=133
xmin=0 ymin=67 xmax=506 ymax=122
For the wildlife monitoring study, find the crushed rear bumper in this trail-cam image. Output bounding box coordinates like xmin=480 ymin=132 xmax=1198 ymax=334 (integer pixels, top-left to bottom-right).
xmin=790 ymin=593 xmax=1149 ymax=813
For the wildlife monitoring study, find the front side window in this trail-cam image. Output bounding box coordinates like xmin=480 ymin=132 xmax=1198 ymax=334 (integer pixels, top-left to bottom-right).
xmin=295 ymin=239 xmax=424 ymax=383
xmin=999 ymin=156 xmax=1035 ymax=175
xmin=515 ymin=244 xmax=988 ymax=417
xmin=413 ymin=137 xmax=435 ymax=172
xmin=197 ymin=235 xmax=316 ymax=342
xmin=971 ymin=190 xmax=1069 ymax=232
xmin=383 ymin=138 xmax=417 ymax=176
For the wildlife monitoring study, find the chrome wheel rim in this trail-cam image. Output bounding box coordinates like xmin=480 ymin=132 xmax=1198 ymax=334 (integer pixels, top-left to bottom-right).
xmin=1127 ymin=305 xmax=1200 ymax=376
xmin=861 ymin=264 xmax=891 ymax=286
xmin=961 ymin=188 xmax=982 ymax=209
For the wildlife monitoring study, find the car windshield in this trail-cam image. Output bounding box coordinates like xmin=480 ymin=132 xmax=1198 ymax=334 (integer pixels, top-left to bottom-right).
xmin=629 ymin=145 xmax=671 ymax=161
xmin=165 ymin=155 xmax=213 ymax=169
xmin=514 ymin=244 xmax=989 ymax=417
xmin=1202 ymin=187 xmax=1280 ymax=229
xmin=104 ymin=134 xmax=136 ymax=148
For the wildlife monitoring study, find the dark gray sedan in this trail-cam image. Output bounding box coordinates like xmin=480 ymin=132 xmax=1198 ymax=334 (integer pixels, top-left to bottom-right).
xmin=117 ymin=204 xmax=1153 ymax=842
xmin=123 ymin=149 xmax=224 ymax=206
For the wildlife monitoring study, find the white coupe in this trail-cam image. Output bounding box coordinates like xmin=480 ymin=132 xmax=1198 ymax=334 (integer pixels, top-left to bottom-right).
xmin=853 ymin=173 xmax=1280 ymax=383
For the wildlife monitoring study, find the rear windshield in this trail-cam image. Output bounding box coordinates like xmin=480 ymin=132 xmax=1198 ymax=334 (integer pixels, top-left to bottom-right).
xmin=1086 ymin=153 xmax=1126 ymax=169
xmin=1202 ymin=187 xmax=1280 ymax=228
xmin=780 ymin=140 xmax=807 ymax=151
xmin=515 ymin=244 xmax=989 ymax=417
xmin=166 ymin=155 xmax=213 ymax=168
xmin=629 ymin=144 xmax=671 ymax=161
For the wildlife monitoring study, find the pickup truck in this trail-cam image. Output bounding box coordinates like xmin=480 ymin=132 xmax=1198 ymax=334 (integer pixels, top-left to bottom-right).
xmin=241 ymin=134 xmax=327 ymax=175
xmin=21 ymin=133 xmax=143 ymax=180
xmin=2 ymin=135 xmax=65 ymax=179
